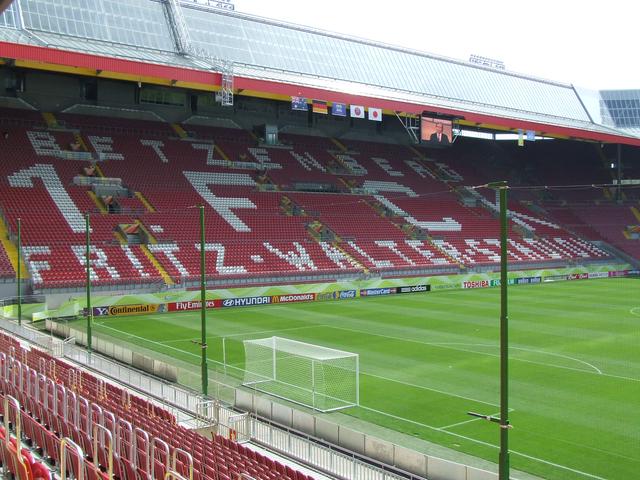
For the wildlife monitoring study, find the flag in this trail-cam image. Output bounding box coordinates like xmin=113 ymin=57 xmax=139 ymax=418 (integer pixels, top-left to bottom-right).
xmin=312 ymin=99 xmax=328 ymax=114
xmin=291 ymin=96 xmax=308 ymax=111
xmin=517 ymin=129 xmax=524 ymax=147
xmin=350 ymin=105 xmax=365 ymax=118
xmin=526 ymin=130 xmax=536 ymax=142
xmin=368 ymin=107 xmax=382 ymax=121
xmin=332 ymin=102 xmax=347 ymax=116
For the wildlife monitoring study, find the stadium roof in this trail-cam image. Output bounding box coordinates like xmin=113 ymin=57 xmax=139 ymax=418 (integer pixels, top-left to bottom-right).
xmin=0 ymin=0 xmax=638 ymax=145
xmin=600 ymin=90 xmax=640 ymax=130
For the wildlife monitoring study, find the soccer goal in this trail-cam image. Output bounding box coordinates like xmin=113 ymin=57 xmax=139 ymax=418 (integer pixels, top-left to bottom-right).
xmin=242 ymin=337 xmax=359 ymax=412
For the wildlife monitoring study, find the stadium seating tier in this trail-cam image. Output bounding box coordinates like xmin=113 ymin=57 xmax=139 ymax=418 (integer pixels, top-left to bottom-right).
xmin=0 ymin=331 xmax=313 ymax=480
xmin=0 ymin=109 xmax=623 ymax=290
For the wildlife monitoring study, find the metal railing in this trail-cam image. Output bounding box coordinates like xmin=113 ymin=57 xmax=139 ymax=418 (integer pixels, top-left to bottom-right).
xmin=63 ymin=338 xmax=419 ymax=480
xmin=0 ymin=314 xmax=421 ymax=480
xmin=250 ymin=418 xmax=416 ymax=480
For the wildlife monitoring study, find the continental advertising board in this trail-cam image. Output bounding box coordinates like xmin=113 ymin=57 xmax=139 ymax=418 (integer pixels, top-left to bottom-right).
xmin=93 ymin=304 xmax=164 ymax=317
xmin=73 ymin=264 xmax=634 ymax=320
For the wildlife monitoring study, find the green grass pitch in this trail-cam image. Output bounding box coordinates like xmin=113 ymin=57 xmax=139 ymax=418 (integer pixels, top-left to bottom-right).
xmin=70 ymin=278 xmax=640 ymax=480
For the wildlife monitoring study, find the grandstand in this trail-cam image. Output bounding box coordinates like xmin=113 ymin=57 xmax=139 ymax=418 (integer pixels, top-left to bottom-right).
xmin=0 ymin=1 xmax=638 ymax=480
xmin=0 ymin=118 xmax=625 ymax=290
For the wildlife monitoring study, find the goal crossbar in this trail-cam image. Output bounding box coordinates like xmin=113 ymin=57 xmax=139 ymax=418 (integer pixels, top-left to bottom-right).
xmin=245 ymin=336 xmax=358 ymax=360
xmin=242 ymin=336 xmax=359 ymax=412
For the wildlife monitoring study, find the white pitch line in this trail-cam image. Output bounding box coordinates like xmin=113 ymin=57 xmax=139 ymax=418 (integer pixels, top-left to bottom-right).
xmin=324 ymin=324 xmax=640 ymax=382
xmin=439 ymin=412 xmax=501 ymax=430
xmin=222 ymin=324 xmax=322 ymax=338
xmin=96 ymin=323 xmax=200 ymax=358
xmin=155 ymin=347 xmax=501 ymax=411
xmin=132 ymin=316 xmax=635 ymax=383
xmin=446 ymin=344 xmax=640 ymax=383
xmin=361 ymin=371 xmax=500 ymax=408
xmin=360 ymin=405 xmax=607 ymax=480
xmin=512 ymin=451 xmax=607 ymax=480
xmin=360 ymin=405 xmax=445 ymax=432
xmin=512 ymin=346 xmax=602 ymax=374
xmin=161 ymin=324 xmax=322 ymax=344
xmin=102 ymin=316 xmax=635 ymax=384
xmin=427 ymin=342 xmax=603 ymax=375
xmin=630 ymin=307 xmax=640 ymax=317
xmin=100 ymin=321 xmax=502 ymax=408
xmin=96 ymin=320 xmax=614 ymax=479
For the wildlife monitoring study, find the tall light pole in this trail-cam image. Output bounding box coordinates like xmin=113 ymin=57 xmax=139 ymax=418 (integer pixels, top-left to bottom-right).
xmin=200 ymin=205 xmax=208 ymax=395
xmin=16 ymin=217 xmax=21 ymax=325
xmin=468 ymin=181 xmax=511 ymax=480
xmin=86 ymin=213 xmax=92 ymax=353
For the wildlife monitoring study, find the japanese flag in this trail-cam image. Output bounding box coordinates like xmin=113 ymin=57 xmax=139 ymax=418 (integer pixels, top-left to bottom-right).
xmin=368 ymin=107 xmax=382 ymax=121
xmin=350 ymin=105 xmax=365 ymax=118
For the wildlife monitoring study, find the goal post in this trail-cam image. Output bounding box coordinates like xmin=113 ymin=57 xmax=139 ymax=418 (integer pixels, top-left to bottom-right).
xmin=242 ymin=336 xmax=359 ymax=412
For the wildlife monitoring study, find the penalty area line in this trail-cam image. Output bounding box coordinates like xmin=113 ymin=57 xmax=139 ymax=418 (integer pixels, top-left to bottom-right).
xmin=161 ymin=324 xmax=323 ymax=344
xmin=438 ymin=412 xmax=503 ymax=430
xmin=95 ymin=323 xmax=200 ymax=359
xmin=322 ymin=324 xmax=609 ymax=376
xmin=359 ymin=405 xmax=606 ymax=480
xmin=427 ymin=342 xmax=603 ymax=375
xmin=328 ymin=323 xmax=639 ymax=381
xmin=361 ymin=371 xmax=501 ymax=409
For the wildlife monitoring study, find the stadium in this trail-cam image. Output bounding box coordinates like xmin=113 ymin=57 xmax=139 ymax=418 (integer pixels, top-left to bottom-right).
xmin=0 ymin=1 xmax=638 ymax=479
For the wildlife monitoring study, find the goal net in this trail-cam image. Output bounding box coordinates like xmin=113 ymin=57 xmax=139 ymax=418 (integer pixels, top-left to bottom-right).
xmin=242 ymin=336 xmax=359 ymax=412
